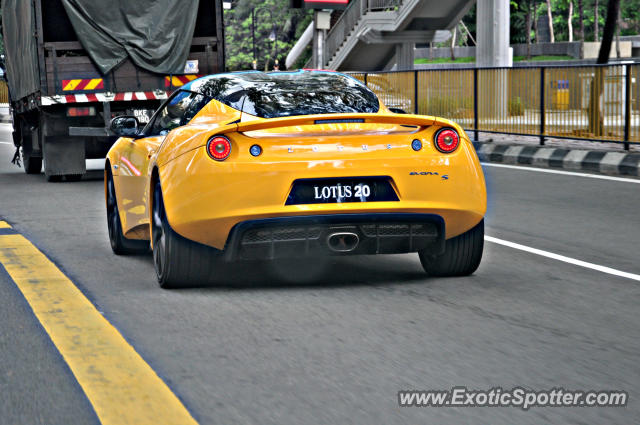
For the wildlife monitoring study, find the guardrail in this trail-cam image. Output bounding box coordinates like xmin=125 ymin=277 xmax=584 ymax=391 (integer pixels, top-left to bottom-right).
xmin=350 ymin=64 xmax=640 ymax=149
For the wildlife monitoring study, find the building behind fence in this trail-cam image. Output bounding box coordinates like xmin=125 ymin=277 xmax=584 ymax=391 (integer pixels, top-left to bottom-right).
xmin=351 ymin=64 xmax=640 ymax=149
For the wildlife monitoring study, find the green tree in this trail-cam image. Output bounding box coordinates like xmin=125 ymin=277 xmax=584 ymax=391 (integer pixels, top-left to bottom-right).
xmin=224 ymin=0 xmax=312 ymax=71
xmin=424 ymin=0 xmax=640 ymax=56
xmin=510 ymin=0 xmax=529 ymax=44
xmin=551 ymin=0 xmax=575 ymax=41
xmin=620 ymin=0 xmax=640 ymax=34
xmin=461 ymin=4 xmax=476 ymax=45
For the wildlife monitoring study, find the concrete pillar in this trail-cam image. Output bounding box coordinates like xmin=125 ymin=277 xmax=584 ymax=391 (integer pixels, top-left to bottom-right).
xmin=312 ymin=28 xmax=325 ymax=68
xmin=476 ymin=0 xmax=511 ymax=67
xmin=395 ymin=43 xmax=415 ymax=71
xmin=312 ymin=11 xmax=331 ymax=68
xmin=477 ymin=0 xmax=511 ymax=118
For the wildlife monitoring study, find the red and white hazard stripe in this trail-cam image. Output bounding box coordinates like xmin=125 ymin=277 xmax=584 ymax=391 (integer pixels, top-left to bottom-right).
xmin=41 ymin=91 xmax=170 ymax=106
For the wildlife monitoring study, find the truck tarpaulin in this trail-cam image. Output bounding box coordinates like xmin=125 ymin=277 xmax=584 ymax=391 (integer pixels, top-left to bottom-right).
xmin=60 ymin=0 xmax=200 ymax=75
xmin=1 ymin=0 xmax=40 ymax=101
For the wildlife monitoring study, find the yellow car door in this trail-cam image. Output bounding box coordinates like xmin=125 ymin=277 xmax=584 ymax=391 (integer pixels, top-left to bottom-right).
xmin=118 ymin=90 xmax=208 ymax=235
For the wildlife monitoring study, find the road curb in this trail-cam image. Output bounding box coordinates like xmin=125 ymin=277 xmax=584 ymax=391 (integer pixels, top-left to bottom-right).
xmin=473 ymin=141 xmax=640 ymax=177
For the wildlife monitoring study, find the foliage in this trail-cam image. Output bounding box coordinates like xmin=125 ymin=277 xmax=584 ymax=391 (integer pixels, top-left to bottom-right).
xmin=461 ymin=4 xmax=477 ymax=46
xmin=509 ymin=0 xmax=531 ymax=44
xmin=620 ymin=0 xmax=640 ymax=35
xmin=461 ymin=0 xmax=639 ymax=46
xmin=224 ymin=0 xmax=312 ymax=71
xmin=222 ymin=0 xmax=639 ymax=70
xmin=0 ymin=7 xmax=4 ymax=57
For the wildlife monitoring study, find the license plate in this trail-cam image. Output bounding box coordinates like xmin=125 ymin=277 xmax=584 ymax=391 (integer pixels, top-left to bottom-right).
xmin=285 ymin=177 xmax=399 ymax=205
xmin=132 ymin=109 xmax=153 ymax=124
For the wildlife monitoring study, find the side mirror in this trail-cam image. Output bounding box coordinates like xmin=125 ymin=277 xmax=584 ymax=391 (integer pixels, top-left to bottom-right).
xmin=110 ymin=116 xmax=141 ymax=137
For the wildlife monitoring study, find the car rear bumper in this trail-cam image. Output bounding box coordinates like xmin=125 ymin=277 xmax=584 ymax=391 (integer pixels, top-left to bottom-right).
xmin=223 ymin=213 xmax=445 ymax=261
xmin=159 ymin=139 xmax=486 ymax=249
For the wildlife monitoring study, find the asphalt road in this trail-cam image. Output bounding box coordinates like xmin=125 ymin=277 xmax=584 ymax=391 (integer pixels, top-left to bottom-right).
xmin=0 ymin=122 xmax=639 ymax=424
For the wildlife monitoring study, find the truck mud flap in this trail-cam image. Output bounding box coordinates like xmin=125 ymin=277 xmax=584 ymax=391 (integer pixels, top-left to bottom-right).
xmin=43 ymin=137 xmax=86 ymax=177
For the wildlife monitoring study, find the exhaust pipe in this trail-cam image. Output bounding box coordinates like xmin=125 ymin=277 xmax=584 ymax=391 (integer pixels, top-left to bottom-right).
xmin=327 ymin=232 xmax=359 ymax=252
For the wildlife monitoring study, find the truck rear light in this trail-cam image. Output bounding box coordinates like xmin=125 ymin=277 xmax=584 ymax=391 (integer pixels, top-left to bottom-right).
xmin=67 ymin=107 xmax=96 ymax=117
xmin=434 ymin=128 xmax=459 ymax=153
xmin=207 ymin=136 xmax=232 ymax=161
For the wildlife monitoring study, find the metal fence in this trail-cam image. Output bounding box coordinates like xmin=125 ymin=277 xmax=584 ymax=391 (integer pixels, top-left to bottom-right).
xmin=350 ymin=64 xmax=640 ymax=149
xmin=0 ymin=81 xmax=9 ymax=104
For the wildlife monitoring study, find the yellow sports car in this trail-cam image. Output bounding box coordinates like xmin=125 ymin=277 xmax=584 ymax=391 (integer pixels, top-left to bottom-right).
xmin=105 ymin=70 xmax=486 ymax=288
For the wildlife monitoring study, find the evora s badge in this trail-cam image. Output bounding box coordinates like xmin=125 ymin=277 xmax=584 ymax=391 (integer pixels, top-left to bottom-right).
xmin=410 ymin=171 xmax=449 ymax=180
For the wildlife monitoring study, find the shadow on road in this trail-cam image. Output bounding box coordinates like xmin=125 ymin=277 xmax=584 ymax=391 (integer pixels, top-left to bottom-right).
xmin=0 ymin=170 xmax=104 ymax=184
xmin=173 ymin=255 xmax=431 ymax=291
xmin=125 ymin=252 xmax=431 ymax=291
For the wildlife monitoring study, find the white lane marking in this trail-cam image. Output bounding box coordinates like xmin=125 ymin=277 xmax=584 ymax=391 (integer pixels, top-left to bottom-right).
xmin=482 ymin=162 xmax=640 ymax=184
xmin=485 ymin=236 xmax=640 ymax=282
xmin=0 ymin=141 xmax=13 ymax=145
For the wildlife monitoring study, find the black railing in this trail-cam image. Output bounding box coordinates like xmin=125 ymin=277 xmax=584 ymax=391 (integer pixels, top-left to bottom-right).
xmin=350 ymin=63 xmax=640 ymax=150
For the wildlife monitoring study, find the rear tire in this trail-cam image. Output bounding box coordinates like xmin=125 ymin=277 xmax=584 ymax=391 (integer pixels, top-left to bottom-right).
xmin=152 ymin=181 xmax=221 ymax=289
xmin=419 ymin=219 xmax=484 ymax=277
xmin=106 ymin=170 xmax=148 ymax=255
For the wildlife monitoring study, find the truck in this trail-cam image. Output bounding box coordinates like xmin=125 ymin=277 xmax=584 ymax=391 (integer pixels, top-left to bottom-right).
xmin=2 ymin=0 xmax=225 ymax=181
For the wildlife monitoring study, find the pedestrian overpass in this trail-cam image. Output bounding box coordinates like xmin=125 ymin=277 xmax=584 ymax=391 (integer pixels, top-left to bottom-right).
xmin=298 ymin=0 xmax=475 ymax=71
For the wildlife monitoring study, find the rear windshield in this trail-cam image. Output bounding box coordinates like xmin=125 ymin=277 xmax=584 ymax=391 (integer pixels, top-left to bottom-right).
xmin=191 ymin=72 xmax=380 ymax=118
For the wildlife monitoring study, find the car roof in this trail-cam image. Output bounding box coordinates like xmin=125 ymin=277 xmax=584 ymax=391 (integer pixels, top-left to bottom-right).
xmin=180 ymin=70 xmax=367 ymax=96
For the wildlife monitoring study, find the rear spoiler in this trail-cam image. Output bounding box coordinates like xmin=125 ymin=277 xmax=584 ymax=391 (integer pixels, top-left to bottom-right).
xmin=216 ymin=113 xmax=445 ymax=134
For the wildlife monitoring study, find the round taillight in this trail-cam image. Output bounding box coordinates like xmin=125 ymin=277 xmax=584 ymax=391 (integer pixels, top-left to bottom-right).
xmin=434 ymin=128 xmax=459 ymax=153
xmin=207 ymin=136 xmax=231 ymax=161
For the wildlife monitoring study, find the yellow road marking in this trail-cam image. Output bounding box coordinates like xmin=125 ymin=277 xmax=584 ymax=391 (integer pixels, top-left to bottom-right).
xmin=63 ymin=79 xmax=81 ymax=91
xmin=0 ymin=234 xmax=198 ymax=425
xmin=0 ymin=221 xmax=11 ymax=228
xmin=84 ymin=78 xmax=103 ymax=90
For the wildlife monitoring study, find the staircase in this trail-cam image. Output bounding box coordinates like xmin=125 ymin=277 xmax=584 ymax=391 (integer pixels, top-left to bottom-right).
xmin=314 ymin=0 xmax=474 ymax=71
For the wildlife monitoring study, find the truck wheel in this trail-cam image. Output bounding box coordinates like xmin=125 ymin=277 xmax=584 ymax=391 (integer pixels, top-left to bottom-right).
xmin=106 ymin=170 xmax=148 ymax=255
xmin=65 ymin=174 xmax=83 ymax=182
xmin=152 ymin=181 xmax=220 ymax=289
xmin=22 ymin=151 xmax=42 ymax=174
xmin=20 ymin=122 xmax=42 ymax=174
xmin=44 ymin=165 xmax=63 ymax=182
xmin=419 ymin=219 xmax=484 ymax=277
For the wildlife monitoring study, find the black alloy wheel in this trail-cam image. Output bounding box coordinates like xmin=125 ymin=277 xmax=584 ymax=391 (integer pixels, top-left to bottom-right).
xmin=106 ymin=169 xmax=148 ymax=255
xmin=152 ymin=181 xmax=221 ymax=289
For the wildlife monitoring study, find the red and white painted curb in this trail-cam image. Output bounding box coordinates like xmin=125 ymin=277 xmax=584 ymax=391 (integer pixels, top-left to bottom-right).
xmin=41 ymin=91 xmax=169 ymax=106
